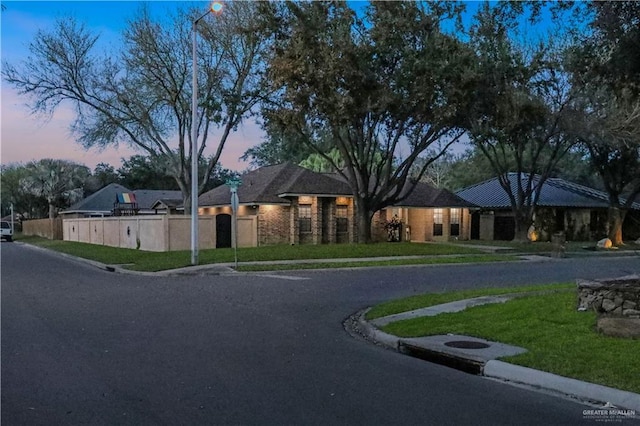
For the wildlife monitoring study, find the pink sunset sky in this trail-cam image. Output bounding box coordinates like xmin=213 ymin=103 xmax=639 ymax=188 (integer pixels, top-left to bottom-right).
xmin=1 ymin=1 xmax=263 ymax=172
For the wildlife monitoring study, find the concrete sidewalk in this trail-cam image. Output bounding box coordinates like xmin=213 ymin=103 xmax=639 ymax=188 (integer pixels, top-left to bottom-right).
xmin=352 ymin=296 xmax=640 ymax=413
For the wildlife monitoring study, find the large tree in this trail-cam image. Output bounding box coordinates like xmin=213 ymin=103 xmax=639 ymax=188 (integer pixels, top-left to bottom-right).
xmin=20 ymin=159 xmax=90 ymax=219
xmin=2 ymin=2 xmax=267 ymax=213
xmin=567 ymin=1 xmax=640 ymax=245
xmin=240 ymin=122 xmax=319 ymax=169
xmin=0 ymin=163 xmax=48 ymax=220
xmin=466 ymin=3 xmax=578 ymax=242
xmin=117 ymin=155 xmax=179 ymax=191
xmin=261 ymin=1 xmax=474 ymax=242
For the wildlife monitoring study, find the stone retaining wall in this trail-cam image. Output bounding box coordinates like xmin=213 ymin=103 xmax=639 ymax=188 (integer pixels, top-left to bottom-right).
xmin=577 ymin=275 xmax=640 ymax=317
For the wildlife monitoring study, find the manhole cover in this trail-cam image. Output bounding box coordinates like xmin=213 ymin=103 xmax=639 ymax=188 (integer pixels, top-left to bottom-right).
xmin=444 ymin=340 xmax=490 ymax=349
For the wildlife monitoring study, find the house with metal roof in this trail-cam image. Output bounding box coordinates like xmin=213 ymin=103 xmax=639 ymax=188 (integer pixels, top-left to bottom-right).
xmin=456 ymin=174 xmax=640 ymax=241
xmin=198 ymin=162 xmax=476 ymax=246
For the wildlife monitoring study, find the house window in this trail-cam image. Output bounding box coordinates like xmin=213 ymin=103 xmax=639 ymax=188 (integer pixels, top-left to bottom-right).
xmin=433 ymin=209 xmax=443 ymax=236
xmin=450 ymin=209 xmax=460 ymax=237
xmin=299 ymin=204 xmax=312 ymax=233
xmin=336 ymin=205 xmax=348 ymax=233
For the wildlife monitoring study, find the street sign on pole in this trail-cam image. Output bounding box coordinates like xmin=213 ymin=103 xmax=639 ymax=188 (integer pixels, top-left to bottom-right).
xmin=230 ymin=190 xmax=239 ymax=212
xmin=226 ymin=178 xmax=242 ymax=269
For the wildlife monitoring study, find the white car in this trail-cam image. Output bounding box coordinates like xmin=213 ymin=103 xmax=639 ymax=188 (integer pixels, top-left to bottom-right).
xmin=1 ymin=221 xmax=13 ymax=242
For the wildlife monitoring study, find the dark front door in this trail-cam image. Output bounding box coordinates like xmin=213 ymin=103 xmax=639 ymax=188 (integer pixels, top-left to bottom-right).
xmin=471 ymin=212 xmax=480 ymax=240
xmin=494 ymin=216 xmax=515 ymax=240
xmin=216 ymin=214 xmax=232 ymax=248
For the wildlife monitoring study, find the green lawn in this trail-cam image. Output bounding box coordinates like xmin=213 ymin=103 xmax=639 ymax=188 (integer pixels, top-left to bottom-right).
xmin=455 ymin=239 xmax=640 ymax=253
xmin=236 ymin=254 xmax=515 ymax=272
xmin=366 ymin=283 xmax=573 ymax=320
xmin=377 ymin=288 xmax=640 ymax=394
xmin=17 ymin=235 xmax=494 ymax=272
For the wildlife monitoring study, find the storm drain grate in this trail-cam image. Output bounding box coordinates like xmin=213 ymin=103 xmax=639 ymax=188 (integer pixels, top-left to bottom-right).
xmin=444 ymin=340 xmax=490 ymax=349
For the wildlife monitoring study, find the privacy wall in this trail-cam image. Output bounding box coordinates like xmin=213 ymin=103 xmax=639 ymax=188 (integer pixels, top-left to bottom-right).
xmin=63 ymin=215 xmax=257 ymax=252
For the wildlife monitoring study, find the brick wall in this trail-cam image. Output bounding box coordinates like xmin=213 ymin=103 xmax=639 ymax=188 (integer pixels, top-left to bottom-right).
xmin=258 ymin=205 xmax=291 ymax=245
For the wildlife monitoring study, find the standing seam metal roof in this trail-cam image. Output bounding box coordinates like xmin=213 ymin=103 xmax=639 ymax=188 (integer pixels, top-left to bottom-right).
xmin=456 ymin=174 xmax=640 ymax=210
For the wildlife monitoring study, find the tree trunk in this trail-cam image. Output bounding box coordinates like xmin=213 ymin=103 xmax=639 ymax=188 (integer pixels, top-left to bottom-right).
xmin=48 ymin=202 xmax=56 ymax=219
xmin=354 ymin=199 xmax=374 ymax=244
xmin=183 ymin=193 xmax=192 ymax=215
xmin=607 ymin=207 xmax=626 ymax=246
xmin=511 ymin=210 xmax=532 ymax=243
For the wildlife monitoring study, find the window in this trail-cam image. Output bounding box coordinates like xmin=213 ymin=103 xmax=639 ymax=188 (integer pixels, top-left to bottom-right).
xmin=299 ymin=204 xmax=312 ymax=233
xmin=336 ymin=205 xmax=348 ymax=233
xmin=450 ymin=209 xmax=460 ymax=237
xmin=433 ymin=209 xmax=443 ymax=236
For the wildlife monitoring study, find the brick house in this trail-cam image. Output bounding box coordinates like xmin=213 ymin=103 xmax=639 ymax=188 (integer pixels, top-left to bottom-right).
xmin=374 ymin=182 xmax=476 ymax=243
xmin=198 ymin=163 xmax=355 ymax=246
xmin=198 ymin=163 xmax=476 ymax=247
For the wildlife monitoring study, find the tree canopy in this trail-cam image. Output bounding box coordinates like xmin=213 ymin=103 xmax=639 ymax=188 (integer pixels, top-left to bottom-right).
xmin=260 ymin=1 xmax=475 ymax=242
xmin=566 ymin=1 xmax=640 ymax=245
xmin=464 ymin=2 xmax=579 ymax=241
xmin=2 ymin=2 xmax=268 ymax=213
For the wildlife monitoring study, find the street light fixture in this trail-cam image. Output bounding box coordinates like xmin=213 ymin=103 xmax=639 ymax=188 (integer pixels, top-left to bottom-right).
xmin=191 ymin=1 xmax=223 ymax=265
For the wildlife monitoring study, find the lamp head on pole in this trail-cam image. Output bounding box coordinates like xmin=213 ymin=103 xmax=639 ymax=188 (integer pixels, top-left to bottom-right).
xmin=211 ymin=1 xmax=223 ymax=15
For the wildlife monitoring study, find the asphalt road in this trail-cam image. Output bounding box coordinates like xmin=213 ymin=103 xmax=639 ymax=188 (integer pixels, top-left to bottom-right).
xmin=2 ymin=242 xmax=639 ymax=425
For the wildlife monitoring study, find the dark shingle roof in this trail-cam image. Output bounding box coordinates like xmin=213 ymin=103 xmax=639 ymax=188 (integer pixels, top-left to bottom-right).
xmin=456 ymin=174 xmax=640 ymax=210
xmin=394 ymin=182 xmax=477 ymax=208
xmin=62 ymin=183 xmax=183 ymax=214
xmin=134 ymin=190 xmax=183 ymax=210
xmin=151 ymin=198 xmax=184 ymax=210
xmin=63 ymin=183 xmax=131 ymax=214
xmin=198 ymin=163 xmax=352 ymax=206
xmin=200 ymin=164 xmax=479 ymax=209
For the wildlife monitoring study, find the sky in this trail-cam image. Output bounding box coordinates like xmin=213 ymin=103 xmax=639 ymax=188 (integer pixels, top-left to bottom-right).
xmin=0 ymin=0 xmax=264 ymax=172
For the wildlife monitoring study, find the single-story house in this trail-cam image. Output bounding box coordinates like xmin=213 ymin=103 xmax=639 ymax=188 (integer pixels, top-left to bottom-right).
xmin=198 ymin=162 xmax=476 ymax=247
xmin=61 ymin=183 xmax=183 ymax=218
xmin=456 ymin=174 xmax=640 ymax=241
xmin=374 ymin=182 xmax=477 ymax=243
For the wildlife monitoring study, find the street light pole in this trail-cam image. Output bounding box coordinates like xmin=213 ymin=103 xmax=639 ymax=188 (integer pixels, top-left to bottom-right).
xmin=191 ymin=2 xmax=223 ymax=266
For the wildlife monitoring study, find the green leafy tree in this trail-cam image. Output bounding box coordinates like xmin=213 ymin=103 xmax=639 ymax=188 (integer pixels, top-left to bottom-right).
xmin=261 ymin=1 xmax=474 ymax=242
xmin=1 ymin=163 xmax=48 ymax=220
xmin=299 ymin=148 xmax=344 ymax=173
xmin=21 ymin=159 xmax=90 ymax=219
xmin=241 ymin=122 xmax=317 ymax=168
xmin=117 ymin=155 xmax=178 ymax=190
xmin=2 ymin=2 xmax=268 ymax=214
xmin=567 ymin=1 xmax=640 ymax=245
xmin=83 ymin=162 xmax=120 ymax=194
xmin=466 ymin=3 xmax=579 ymax=242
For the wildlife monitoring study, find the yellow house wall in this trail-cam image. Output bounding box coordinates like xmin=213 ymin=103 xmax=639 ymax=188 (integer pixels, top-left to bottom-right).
xmin=377 ymin=208 xmax=473 ymax=242
xmin=237 ymin=216 xmax=258 ymax=247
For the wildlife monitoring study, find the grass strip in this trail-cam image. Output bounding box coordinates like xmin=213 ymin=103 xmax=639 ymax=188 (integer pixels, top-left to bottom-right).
xmin=236 ymin=254 xmax=516 ymax=272
xmin=380 ymin=291 xmax=640 ymax=394
xmin=365 ymin=283 xmax=573 ymax=320
xmin=18 ymin=236 xmax=490 ymax=272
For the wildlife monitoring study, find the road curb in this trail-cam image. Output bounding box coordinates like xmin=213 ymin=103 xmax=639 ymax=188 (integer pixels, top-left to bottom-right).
xmin=354 ymin=309 xmax=640 ymax=411
xmin=484 ymin=361 xmax=640 ymax=412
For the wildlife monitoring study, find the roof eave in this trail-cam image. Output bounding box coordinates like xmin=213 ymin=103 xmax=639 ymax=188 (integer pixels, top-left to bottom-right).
xmin=277 ymin=193 xmax=352 ymax=198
